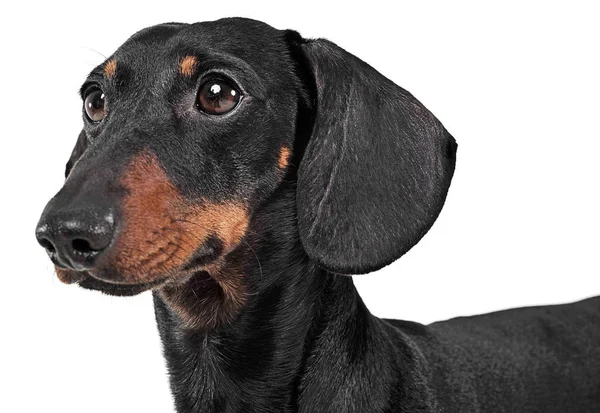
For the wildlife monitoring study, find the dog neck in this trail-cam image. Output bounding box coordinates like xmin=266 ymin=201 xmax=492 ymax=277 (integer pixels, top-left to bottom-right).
xmin=152 ymin=187 xmax=428 ymax=412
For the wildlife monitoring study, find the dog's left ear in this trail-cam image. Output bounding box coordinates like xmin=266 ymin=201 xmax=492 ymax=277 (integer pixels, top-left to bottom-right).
xmin=288 ymin=34 xmax=457 ymax=274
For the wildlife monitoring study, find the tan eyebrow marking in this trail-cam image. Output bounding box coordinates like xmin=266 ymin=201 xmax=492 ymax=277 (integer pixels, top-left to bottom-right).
xmin=104 ymin=59 xmax=117 ymax=78
xmin=278 ymin=146 xmax=291 ymax=170
xmin=179 ymin=55 xmax=198 ymax=77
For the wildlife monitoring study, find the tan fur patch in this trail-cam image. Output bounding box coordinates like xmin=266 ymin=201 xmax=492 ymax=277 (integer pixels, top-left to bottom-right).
xmin=55 ymin=268 xmax=84 ymax=284
xmin=278 ymin=146 xmax=291 ymax=170
xmin=179 ymin=55 xmax=198 ymax=77
xmin=158 ymin=260 xmax=247 ymax=330
xmin=104 ymin=150 xmax=251 ymax=330
xmin=104 ymin=59 xmax=117 ymax=78
xmin=108 ymin=150 xmax=249 ymax=284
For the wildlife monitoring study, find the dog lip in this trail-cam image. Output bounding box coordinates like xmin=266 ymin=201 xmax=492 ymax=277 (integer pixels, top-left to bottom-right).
xmin=48 ymin=252 xmax=68 ymax=269
xmin=55 ymin=267 xmax=87 ymax=284
xmin=76 ymin=274 xmax=169 ymax=296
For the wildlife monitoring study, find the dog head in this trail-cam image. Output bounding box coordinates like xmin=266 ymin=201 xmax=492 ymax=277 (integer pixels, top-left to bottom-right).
xmin=36 ymin=18 xmax=456 ymax=326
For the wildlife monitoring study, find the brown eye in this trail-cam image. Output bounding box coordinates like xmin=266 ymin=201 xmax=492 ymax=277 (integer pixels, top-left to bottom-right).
xmin=196 ymin=79 xmax=241 ymax=115
xmin=84 ymin=89 xmax=106 ymax=122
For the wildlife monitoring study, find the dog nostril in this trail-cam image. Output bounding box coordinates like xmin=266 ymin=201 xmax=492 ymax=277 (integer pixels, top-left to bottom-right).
xmin=39 ymin=237 xmax=56 ymax=253
xmin=72 ymin=238 xmax=96 ymax=255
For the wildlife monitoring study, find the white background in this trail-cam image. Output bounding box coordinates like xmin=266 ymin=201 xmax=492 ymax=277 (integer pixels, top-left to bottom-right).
xmin=1 ymin=1 xmax=599 ymax=412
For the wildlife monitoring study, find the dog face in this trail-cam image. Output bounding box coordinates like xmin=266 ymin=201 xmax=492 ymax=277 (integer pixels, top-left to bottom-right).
xmin=36 ymin=20 xmax=300 ymax=294
xmin=36 ymin=18 xmax=456 ymax=327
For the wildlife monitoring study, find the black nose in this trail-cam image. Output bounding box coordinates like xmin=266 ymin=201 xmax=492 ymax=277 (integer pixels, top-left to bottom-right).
xmin=36 ymin=209 xmax=115 ymax=271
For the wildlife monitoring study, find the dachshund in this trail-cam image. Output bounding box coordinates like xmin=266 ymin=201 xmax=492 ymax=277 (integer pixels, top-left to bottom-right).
xmin=35 ymin=18 xmax=600 ymax=412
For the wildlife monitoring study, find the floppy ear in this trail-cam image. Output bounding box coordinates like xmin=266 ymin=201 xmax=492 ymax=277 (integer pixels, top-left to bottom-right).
xmin=65 ymin=130 xmax=89 ymax=178
xmin=293 ymin=37 xmax=457 ymax=274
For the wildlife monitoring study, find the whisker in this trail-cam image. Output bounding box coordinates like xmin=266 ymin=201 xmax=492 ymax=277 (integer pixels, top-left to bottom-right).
xmin=80 ymin=46 xmax=107 ymax=60
xmin=243 ymin=239 xmax=263 ymax=280
xmin=190 ymin=287 xmax=200 ymax=303
xmin=167 ymin=219 xmax=209 ymax=244
xmin=158 ymin=246 xmax=187 ymax=264
xmin=172 ymin=235 xmax=197 ymax=252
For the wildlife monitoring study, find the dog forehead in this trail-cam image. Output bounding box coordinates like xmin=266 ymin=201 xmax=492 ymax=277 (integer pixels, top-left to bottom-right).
xmin=114 ymin=18 xmax=290 ymax=75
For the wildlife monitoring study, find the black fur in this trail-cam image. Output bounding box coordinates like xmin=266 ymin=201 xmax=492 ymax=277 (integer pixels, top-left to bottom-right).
xmin=295 ymin=37 xmax=456 ymax=274
xmin=36 ymin=18 xmax=600 ymax=412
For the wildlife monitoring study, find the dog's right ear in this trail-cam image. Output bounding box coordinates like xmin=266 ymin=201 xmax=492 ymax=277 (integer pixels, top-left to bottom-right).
xmin=286 ymin=32 xmax=457 ymax=275
xmin=65 ymin=130 xmax=88 ymax=178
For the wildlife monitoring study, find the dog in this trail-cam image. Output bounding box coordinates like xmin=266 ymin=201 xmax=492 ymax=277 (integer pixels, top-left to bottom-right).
xmin=35 ymin=18 xmax=600 ymax=412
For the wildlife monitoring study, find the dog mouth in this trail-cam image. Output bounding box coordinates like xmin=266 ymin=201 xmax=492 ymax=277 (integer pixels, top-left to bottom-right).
xmin=52 ymin=237 xmax=224 ymax=296
xmin=76 ymin=274 xmax=170 ymax=296
xmin=55 ymin=267 xmax=190 ymax=297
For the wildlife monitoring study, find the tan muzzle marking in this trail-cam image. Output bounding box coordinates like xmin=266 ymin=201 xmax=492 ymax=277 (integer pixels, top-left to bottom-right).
xmin=108 ymin=150 xmax=249 ymax=283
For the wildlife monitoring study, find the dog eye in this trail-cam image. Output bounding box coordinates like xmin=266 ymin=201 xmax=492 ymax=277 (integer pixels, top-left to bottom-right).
xmin=84 ymin=88 xmax=106 ymax=122
xmin=196 ymin=79 xmax=241 ymax=115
